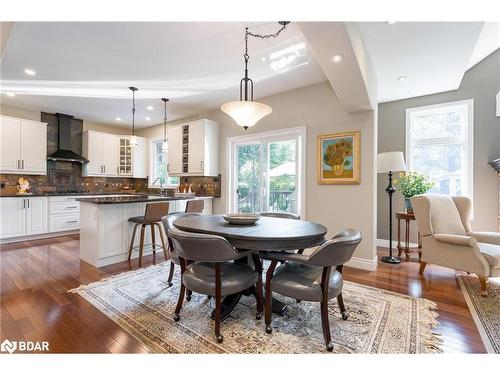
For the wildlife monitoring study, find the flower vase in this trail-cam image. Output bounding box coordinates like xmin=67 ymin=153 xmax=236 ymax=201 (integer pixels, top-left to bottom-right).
xmin=405 ymin=198 xmax=413 ymax=213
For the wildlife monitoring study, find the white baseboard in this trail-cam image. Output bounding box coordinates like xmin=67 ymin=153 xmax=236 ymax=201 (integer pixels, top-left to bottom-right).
xmin=376 ymin=238 xmax=419 ymax=249
xmin=0 ymin=230 xmax=79 ymax=244
xmin=345 ymin=255 xmax=378 ymax=271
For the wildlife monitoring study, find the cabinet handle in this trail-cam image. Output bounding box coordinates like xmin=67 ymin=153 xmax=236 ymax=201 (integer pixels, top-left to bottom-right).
xmin=66 ymin=220 xmax=78 ymax=224
xmin=21 ymin=160 xmax=24 ymax=169
xmin=66 ymin=206 xmax=78 ymax=209
xmin=167 ymin=164 xmax=170 ymax=172
xmin=22 ymin=199 xmax=26 ymax=209
xmin=17 ymin=160 xmax=20 ymax=169
xmin=201 ymin=160 xmax=204 ymax=170
xmin=104 ymin=165 xmax=106 ymax=173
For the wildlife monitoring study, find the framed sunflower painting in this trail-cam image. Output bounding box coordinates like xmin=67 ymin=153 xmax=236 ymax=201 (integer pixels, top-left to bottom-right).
xmin=317 ymin=131 xmax=361 ymax=184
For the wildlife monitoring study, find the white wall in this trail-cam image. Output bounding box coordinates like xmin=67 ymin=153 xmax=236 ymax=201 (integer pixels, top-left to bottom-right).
xmin=138 ymin=82 xmax=378 ymax=270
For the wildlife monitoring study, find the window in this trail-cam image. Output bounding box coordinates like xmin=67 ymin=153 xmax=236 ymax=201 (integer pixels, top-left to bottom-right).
xmin=149 ymin=138 xmax=179 ymax=187
xmin=406 ymin=99 xmax=473 ymax=197
xmin=227 ymin=127 xmax=306 ymax=217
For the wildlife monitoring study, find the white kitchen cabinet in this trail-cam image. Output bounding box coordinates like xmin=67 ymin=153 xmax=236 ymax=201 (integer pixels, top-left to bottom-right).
xmin=0 ymin=115 xmax=47 ymax=175
xmin=0 ymin=197 xmax=48 ymax=239
xmin=167 ymin=119 xmax=219 ymax=176
xmin=117 ymin=136 xmax=147 ymax=178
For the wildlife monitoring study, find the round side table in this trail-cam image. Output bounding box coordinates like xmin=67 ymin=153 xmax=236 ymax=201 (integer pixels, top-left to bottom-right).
xmin=395 ymin=211 xmax=422 ymax=260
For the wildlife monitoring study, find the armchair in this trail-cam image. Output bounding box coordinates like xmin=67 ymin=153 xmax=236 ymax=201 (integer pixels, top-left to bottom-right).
xmin=411 ymin=194 xmax=500 ymax=296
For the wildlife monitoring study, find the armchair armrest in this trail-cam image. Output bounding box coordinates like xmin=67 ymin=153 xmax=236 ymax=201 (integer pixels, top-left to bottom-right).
xmin=468 ymin=231 xmax=500 ymax=246
xmin=433 ymin=234 xmax=474 ymax=247
xmin=260 ymin=251 xmax=310 ymax=265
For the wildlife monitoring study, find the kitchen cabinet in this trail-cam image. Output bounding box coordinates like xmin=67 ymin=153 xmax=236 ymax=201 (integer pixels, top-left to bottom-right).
xmin=0 ymin=115 xmax=47 ymax=175
xmin=0 ymin=197 xmax=48 ymax=239
xmin=83 ymin=131 xmax=146 ymax=178
xmin=167 ymin=119 xmax=219 ymax=176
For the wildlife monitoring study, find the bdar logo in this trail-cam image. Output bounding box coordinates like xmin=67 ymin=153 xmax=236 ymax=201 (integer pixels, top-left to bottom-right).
xmin=1 ymin=339 xmax=17 ymax=354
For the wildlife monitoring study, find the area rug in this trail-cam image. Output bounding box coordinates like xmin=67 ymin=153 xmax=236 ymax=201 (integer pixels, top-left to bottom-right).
xmin=458 ymin=275 xmax=500 ymax=353
xmin=70 ymin=262 xmax=442 ymax=353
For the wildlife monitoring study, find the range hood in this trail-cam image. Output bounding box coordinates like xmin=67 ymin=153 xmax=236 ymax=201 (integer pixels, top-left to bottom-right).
xmin=47 ymin=113 xmax=89 ymax=163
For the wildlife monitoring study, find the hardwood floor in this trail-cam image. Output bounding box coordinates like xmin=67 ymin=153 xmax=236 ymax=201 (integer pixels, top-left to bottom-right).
xmin=0 ymin=235 xmax=486 ymax=353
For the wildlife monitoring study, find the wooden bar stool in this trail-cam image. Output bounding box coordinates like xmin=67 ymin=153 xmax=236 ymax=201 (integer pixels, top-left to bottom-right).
xmin=185 ymin=199 xmax=204 ymax=213
xmin=128 ymin=202 xmax=169 ymax=267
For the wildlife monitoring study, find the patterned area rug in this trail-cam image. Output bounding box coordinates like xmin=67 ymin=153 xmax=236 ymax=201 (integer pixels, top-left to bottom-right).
xmin=70 ymin=262 xmax=442 ymax=353
xmin=458 ymin=275 xmax=500 ymax=353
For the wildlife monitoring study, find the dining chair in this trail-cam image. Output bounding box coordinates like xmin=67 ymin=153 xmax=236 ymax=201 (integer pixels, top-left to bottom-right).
xmin=185 ymin=199 xmax=204 ymax=213
xmin=262 ymin=229 xmax=362 ymax=351
xmin=260 ymin=212 xmax=304 ymax=254
xmin=161 ymin=212 xmax=201 ymax=291
xmin=168 ymin=227 xmax=263 ymax=343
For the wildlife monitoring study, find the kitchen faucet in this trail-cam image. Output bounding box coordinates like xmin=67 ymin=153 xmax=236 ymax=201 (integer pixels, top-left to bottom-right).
xmin=153 ymin=178 xmax=165 ymax=196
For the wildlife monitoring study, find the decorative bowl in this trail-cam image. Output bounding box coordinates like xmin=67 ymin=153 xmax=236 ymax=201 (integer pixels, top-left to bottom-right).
xmin=223 ymin=213 xmax=261 ymax=225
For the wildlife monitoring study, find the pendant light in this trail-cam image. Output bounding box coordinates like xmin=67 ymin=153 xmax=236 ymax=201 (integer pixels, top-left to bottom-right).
xmin=129 ymin=86 xmax=138 ymax=146
xmin=221 ymin=22 xmax=289 ymax=130
xmin=161 ymin=98 xmax=169 ymax=152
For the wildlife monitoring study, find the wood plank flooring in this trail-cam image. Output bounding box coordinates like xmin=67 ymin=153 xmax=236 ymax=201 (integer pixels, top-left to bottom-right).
xmin=0 ymin=235 xmax=486 ymax=353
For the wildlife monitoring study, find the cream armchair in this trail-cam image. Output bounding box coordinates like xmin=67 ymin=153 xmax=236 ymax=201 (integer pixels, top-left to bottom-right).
xmin=411 ymin=194 xmax=500 ymax=296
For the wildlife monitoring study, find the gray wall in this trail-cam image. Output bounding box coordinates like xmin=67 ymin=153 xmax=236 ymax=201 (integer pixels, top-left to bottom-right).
xmin=377 ymin=49 xmax=500 ymax=241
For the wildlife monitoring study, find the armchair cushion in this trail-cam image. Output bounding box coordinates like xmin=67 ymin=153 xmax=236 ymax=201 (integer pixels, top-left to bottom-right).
xmin=478 ymin=243 xmax=500 ymax=269
xmin=428 ymin=194 xmax=467 ymax=235
xmin=469 ymin=232 xmax=500 ymax=246
xmin=271 ymin=262 xmax=343 ymax=302
xmin=433 ymin=234 xmax=474 ymax=247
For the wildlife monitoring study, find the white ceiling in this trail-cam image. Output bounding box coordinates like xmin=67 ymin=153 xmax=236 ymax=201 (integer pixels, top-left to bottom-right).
xmin=0 ymin=22 xmax=326 ymax=127
xmin=358 ymin=22 xmax=499 ymax=102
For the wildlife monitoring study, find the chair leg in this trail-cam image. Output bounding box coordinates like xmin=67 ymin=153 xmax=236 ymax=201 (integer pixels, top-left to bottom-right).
xmin=174 ymin=258 xmax=186 ymax=321
xmin=150 ymin=224 xmax=156 ymax=257
xmin=128 ymin=224 xmax=139 ymax=261
xmin=337 ymin=293 xmax=348 ymax=320
xmin=320 ymin=267 xmax=333 ymax=351
xmin=167 ymin=261 xmax=175 ymax=287
xmin=265 ymin=260 xmax=278 ymax=334
xmin=138 ymin=225 xmax=146 ymax=268
xmin=251 ymin=254 xmax=263 ymax=320
xmin=155 ymin=223 xmax=169 ymax=261
xmin=214 ymin=263 xmax=223 ymax=343
xmin=186 ymin=289 xmax=192 ymax=302
xmin=419 ymin=261 xmax=427 ymax=275
xmin=478 ymin=276 xmax=488 ymax=297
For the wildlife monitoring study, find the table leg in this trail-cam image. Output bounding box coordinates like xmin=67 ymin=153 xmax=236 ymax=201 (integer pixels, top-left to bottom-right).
xmin=397 ymin=218 xmax=402 ymax=257
xmin=418 ymin=230 xmax=422 ymax=260
xmin=405 ymin=219 xmax=410 ymax=259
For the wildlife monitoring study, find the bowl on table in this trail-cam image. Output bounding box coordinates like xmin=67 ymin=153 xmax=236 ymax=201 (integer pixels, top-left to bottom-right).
xmin=223 ymin=213 xmax=261 ymax=225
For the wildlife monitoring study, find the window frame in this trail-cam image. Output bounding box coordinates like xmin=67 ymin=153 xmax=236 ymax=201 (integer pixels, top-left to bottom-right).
xmin=148 ymin=137 xmax=179 ymax=188
xmin=405 ymin=99 xmax=474 ymax=199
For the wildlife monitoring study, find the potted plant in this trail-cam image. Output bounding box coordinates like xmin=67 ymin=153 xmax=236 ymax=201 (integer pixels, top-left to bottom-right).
xmin=394 ymin=172 xmax=434 ymax=212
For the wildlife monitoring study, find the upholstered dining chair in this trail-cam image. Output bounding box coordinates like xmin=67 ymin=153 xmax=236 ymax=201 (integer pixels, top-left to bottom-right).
xmin=185 ymin=199 xmax=204 ymax=213
xmin=260 ymin=212 xmax=304 ymax=254
xmin=161 ymin=212 xmax=201 ymax=290
xmin=411 ymin=194 xmax=500 ymax=296
xmin=262 ymin=229 xmax=362 ymax=351
xmin=168 ymin=227 xmax=263 ymax=343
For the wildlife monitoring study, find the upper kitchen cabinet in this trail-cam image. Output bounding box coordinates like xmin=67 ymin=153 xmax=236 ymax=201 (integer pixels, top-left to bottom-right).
xmin=83 ymin=130 xmax=147 ymax=178
xmin=0 ymin=115 xmax=47 ymax=175
xmin=167 ymin=119 xmax=219 ymax=176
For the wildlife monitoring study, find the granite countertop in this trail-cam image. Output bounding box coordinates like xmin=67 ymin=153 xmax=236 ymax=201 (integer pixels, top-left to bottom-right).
xmin=0 ymin=192 xmax=139 ymax=198
xmin=77 ymin=195 xmax=192 ymax=204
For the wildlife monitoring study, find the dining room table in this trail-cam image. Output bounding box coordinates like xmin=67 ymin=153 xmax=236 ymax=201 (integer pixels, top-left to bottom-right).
xmin=173 ymin=214 xmax=327 ymax=321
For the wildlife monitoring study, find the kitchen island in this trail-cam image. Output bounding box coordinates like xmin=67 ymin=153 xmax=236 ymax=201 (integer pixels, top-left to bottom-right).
xmin=78 ymin=195 xmax=212 ymax=267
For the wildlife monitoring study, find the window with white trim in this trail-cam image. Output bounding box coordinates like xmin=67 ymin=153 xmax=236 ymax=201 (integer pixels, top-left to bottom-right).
xmin=406 ymin=99 xmax=473 ymax=197
xmin=149 ymin=138 xmax=179 ymax=187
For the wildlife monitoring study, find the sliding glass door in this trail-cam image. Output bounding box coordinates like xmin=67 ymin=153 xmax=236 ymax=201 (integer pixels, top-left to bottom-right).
xmin=231 ymin=129 xmax=303 ymax=215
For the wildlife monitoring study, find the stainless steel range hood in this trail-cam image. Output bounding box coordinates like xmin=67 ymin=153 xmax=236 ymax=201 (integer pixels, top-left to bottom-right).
xmin=47 ymin=113 xmax=89 ymax=163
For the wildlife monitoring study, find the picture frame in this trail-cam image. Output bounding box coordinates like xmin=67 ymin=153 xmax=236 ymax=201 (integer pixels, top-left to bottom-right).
xmin=317 ymin=130 xmax=361 ymax=185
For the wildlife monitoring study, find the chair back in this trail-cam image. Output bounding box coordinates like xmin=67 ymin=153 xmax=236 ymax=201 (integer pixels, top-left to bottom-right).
xmin=185 ymin=199 xmax=204 ymax=213
xmin=260 ymin=212 xmax=300 ymax=220
xmin=143 ymin=202 xmax=170 ymax=223
xmin=162 ymin=212 xmax=201 ymax=249
xmin=411 ymin=194 xmax=468 ymax=236
xmin=168 ymin=227 xmax=242 ymax=262
xmin=307 ymin=229 xmax=362 ymax=267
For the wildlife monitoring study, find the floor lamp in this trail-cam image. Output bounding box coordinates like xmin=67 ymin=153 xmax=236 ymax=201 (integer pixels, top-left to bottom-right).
xmin=377 ymin=152 xmax=406 ymax=264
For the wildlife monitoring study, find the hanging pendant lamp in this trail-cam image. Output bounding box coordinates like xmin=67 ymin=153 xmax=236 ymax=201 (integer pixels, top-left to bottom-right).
xmin=129 ymin=86 xmax=138 ymax=146
xmin=221 ymin=22 xmax=289 ymax=130
xmin=161 ymin=98 xmax=169 ymax=152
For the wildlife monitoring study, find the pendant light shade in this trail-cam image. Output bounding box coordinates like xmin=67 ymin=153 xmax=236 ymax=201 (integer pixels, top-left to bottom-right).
xmin=221 ymin=100 xmax=272 ymax=129
xmin=129 ymin=135 xmax=138 ymax=147
xmin=129 ymin=86 xmax=138 ymax=147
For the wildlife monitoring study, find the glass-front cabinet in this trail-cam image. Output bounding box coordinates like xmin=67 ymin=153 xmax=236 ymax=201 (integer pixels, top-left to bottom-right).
xmin=119 ymin=137 xmax=133 ymax=175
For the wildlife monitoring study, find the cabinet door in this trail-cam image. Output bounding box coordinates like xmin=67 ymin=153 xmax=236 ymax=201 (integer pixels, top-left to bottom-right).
xmin=83 ymin=131 xmax=103 ymax=175
xmin=20 ymin=120 xmax=47 ymax=174
xmin=26 ymin=197 xmax=48 ymax=235
xmin=102 ymin=134 xmax=119 ymax=176
xmin=0 ymin=198 xmax=26 ymax=239
xmin=0 ymin=116 xmax=22 ymax=173
xmin=188 ymin=121 xmax=205 ymax=174
xmin=167 ymin=125 xmax=183 ymax=175
xmin=132 ymin=137 xmax=147 ymax=178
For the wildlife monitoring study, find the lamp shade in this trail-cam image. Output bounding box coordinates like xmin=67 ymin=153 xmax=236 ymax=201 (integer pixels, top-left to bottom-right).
xmin=377 ymin=151 xmax=406 ymax=173
xmin=220 ymin=100 xmax=272 ymax=129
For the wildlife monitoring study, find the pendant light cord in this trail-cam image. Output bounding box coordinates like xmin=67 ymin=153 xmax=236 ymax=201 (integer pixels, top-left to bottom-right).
xmin=163 ymin=99 xmax=168 ymax=141
xmin=244 ymin=22 xmax=288 ymax=68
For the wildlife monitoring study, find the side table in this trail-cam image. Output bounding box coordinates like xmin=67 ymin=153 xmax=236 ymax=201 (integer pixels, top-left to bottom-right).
xmin=395 ymin=211 xmax=422 ymax=260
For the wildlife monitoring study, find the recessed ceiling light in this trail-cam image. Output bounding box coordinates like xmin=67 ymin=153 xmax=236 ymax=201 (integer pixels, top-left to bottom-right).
xmin=5 ymin=92 xmax=16 ymax=97
xmin=386 ymin=21 xmax=397 ymax=25
xmin=397 ymin=75 xmax=408 ymax=81
xmin=24 ymin=68 xmax=36 ymax=76
xmin=330 ymin=54 xmax=344 ymax=63
xmin=145 ymin=117 xmax=151 ymax=121
xmin=261 ymin=57 xmax=266 ymax=62
xmin=115 ymin=117 xmax=122 ymax=121
xmin=146 ymin=105 xmax=154 ymax=110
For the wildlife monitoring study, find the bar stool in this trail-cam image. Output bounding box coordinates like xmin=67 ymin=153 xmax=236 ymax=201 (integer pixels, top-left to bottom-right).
xmin=127 ymin=202 xmax=169 ymax=267
xmin=185 ymin=199 xmax=204 ymax=213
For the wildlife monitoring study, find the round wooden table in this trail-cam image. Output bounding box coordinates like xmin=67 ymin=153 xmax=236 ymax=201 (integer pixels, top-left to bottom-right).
xmin=173 ymin=214 xmax=327 ymax=320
